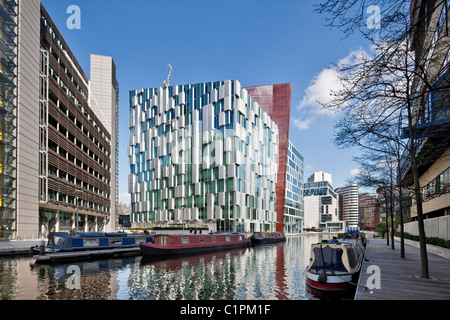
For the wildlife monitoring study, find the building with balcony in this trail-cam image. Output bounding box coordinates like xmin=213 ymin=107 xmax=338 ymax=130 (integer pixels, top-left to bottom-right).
xmin=0 ymin=1 xmax=118 ymax=240
xmin=401 ymin=0 xmax=450 ymax=222
xmin=128 ymin=80 xmax=279 ymax=233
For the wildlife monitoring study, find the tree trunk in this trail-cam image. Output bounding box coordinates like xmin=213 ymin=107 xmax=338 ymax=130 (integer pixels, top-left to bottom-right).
xmin=390 ymin=173 xmax=395 ymax=250
xmin=406 ymin=107 xmax=429 ymax=278
xmin=384 ymin=189 xmax=389 ymax=246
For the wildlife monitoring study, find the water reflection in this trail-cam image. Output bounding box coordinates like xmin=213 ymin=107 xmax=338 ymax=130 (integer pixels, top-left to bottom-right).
xmin=0 ymin=234 xmax=329 ymax=300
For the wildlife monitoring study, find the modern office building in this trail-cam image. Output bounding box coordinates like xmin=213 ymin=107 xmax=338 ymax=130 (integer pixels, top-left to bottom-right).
xmin=0 ymin=0 xmax=34 ymax=240
xmin=128 ymin=80 xmax=279 ymax=233
xmin=335 ymin=184 xmax=359 ymax=228
xmin=283 ymin=141 xmax=304 ymax=233
xmin=39 ymin=6 xmax=118 ymax=237
xmin=0 ymin=1 xmax=118 ymax=240
xmin=303 ymin=172 xmax=340 ymax=231
xmin=245 ymin=83 xmax=292 ymax=233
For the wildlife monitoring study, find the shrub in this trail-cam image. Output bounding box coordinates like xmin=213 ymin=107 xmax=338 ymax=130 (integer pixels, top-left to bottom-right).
xmin=395 ymin=232 xmax=450 ymax=249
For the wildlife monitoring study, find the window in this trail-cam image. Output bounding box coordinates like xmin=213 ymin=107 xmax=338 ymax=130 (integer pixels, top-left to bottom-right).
xmin=199 ymin=237 xmax=205 ymax=243
xmin=181 ymin=237 xmax=189 ymax=244
xmin=226 ymin=236 xmax=230 ymax=242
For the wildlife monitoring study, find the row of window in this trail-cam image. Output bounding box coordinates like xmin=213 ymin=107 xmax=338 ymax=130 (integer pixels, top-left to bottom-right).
xmin=48 ymin=138 xmax=110 ymax=186
xmin=42 ymin=14 xmax=89 ymax=92
xmin=48 ymin=110 xmax=109 ymax=170
xmin=48 ymin=189 xmax=110 ymax=213
xmin=422 ymin=167 xmax=450 ymax=198
xmin=49 ymin=90 xmax=110 ymax=158
xmin=48 ymin=164 xmax=109 ymax=198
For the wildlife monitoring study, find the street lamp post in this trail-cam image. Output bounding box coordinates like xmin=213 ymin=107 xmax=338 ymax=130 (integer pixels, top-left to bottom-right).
xmin=74 ymin=190 xmax=82 ymax=234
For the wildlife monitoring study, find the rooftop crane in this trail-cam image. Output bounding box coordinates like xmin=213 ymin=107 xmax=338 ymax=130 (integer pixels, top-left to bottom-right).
xmin=163 ymin=64 xmax=173 ymax=88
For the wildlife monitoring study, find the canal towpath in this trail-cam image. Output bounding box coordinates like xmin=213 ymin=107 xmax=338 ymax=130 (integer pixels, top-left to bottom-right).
xmin=355 ymin=238 xmax=450 ymax=300
xmin=0 ymin=240 xmax=41 ymax=256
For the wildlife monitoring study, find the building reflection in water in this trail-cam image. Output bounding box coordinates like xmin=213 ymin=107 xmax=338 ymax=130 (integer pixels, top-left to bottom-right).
xmin=0 ymin=235 xmax=322 ymax=300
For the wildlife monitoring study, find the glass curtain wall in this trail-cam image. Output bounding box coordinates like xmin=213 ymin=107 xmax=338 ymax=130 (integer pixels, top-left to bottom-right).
xmin=0 ymin=0 xmax=18 ymax=240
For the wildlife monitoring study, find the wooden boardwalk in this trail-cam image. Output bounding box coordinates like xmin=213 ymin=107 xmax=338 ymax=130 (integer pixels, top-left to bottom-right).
xmin=355 ymin=239 xmax=450 ymax=300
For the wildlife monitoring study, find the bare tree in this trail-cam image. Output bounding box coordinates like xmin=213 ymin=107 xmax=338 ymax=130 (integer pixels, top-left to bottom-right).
xmin=314 ymin=0 xmax=450 ymax=278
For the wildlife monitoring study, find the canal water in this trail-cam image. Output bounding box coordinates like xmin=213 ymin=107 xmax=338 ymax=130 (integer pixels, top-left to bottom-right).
xmin=0 ymin=234 xmax=337 ymax=300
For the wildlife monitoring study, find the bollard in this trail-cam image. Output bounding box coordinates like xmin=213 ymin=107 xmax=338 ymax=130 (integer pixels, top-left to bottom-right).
xmin=39 ymin=239 xmax=46 ymax=255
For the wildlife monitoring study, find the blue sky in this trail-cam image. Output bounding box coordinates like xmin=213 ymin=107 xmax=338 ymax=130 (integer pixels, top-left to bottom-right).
xmin=41 ymin=0 xmax=374 ymax=204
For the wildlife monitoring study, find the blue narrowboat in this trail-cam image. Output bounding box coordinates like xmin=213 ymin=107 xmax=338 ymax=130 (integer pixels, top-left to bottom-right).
xmin=31 ymin=232 xmax=154 ymax=254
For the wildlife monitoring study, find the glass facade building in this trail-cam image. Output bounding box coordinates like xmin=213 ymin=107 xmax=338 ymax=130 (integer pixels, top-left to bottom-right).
xmin=129 ymin=80 xmax=279 ymax=233
xmin=283 ymin=141 xmax=304 ymax=233
xmin=0 ymin=0 xmax=18 ymax=239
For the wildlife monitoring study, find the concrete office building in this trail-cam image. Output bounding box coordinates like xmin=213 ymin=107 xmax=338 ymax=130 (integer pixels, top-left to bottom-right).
xmin=335 ymin=184 xmax=359 ymax=229
xmin=129 ymin=80 xmax=279 ymax=233
xmin=89 ymin=54 xmax=120 ymax=233
xmin=0 ymin=1 xmax=118 ymax=240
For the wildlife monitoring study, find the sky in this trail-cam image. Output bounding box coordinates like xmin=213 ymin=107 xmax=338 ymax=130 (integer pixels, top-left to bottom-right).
xmin=41 ymin=0 xmax=375 ymax=204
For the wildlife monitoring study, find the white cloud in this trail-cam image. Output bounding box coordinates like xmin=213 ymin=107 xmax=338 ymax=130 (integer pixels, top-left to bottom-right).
xmin=297 ymin=67 xmax=343 ymax=117
xmin=294 ymin=48 xmax=371 ymax=129
xmin=293 ymin=117 xmax=315 ymax=130
xmin=350 ymin=168 xmax=361 ymax=177
xmin=119 ymin=192 xmax=131 ymax=205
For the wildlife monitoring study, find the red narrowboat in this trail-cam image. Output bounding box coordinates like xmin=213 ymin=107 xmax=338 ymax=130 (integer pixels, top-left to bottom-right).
xmin=139 ymin=233 xmax=251 ymax=256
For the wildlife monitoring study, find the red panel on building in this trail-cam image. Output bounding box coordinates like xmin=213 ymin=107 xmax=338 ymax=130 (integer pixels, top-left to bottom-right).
xmin=245 ymin=83 xmax=292 ymax=233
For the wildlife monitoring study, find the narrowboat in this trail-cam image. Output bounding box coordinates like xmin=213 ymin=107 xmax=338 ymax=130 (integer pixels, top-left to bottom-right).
xmin=31 ymin=232 xmax=154 ymax=254
xmin=139 ymin=233 xmax=251 ymax=256
xmin=250 ymin=232 xmax=286 ymax=244
xmin=305 ymin=232 xmax=366 ymax=297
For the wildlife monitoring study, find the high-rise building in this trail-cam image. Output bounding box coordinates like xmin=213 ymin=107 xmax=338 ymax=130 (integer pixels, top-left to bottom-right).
xmin=0 ymin=2 xmax=118 ymax=240
xmin=335 ymin=184 xmax=359 ymax=228
xmin=284 ymin=141 xmax=304 ymax=233
xmin=128 ymin=80 xmax=279 ymax=233
xmin=303 ymin=172 xmax=340 ymax=231
xmin=89 ymin=54 xmax=120 ymax=232
xmin=0 ymin=0 xmax=41 ymax=240
xmin=245 ymin=83 xmax=292 ymax=233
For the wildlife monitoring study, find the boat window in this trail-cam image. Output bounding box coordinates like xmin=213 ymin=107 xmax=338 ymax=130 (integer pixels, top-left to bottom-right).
xmin=181 ymin=237 xmax=189 ymax=244
xmin=226 ymin=236 xmax=230 ymax=242
xmin=347 ymin=248 xmax=358 ymax=269
xmin=311 ymin=246 xmax=347 ymax=272
xmin=199 ymin=237 xmax=205 ymax=243
xmin=239 ymin=236 xmax=242 ymax=241
xmin=212 ymin=236 xmax=216 ymax=242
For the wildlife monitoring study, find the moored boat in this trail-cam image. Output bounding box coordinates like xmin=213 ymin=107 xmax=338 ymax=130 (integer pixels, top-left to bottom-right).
xmin=250 ymin=232 xmax=286 ymax=244
xmin=31 ymin=232 xmax=154 ymax=254
xmin=305 ymin=232 xmax=366 ymax=297
xmin=139 ymin=233 xmax=251 ymax=256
